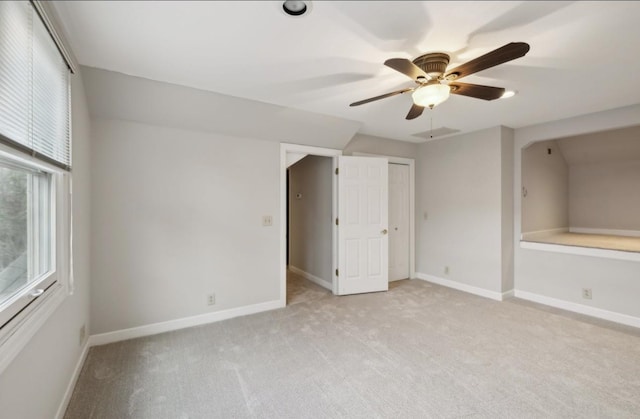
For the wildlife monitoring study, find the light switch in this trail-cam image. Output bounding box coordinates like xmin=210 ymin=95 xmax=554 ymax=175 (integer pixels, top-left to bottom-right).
xmin=262 ymin=215 xmax=273 ymax=227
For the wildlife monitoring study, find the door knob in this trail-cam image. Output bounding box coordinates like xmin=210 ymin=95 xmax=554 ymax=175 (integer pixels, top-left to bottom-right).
xmin=381 ymin=229 xmax=388 ymax=235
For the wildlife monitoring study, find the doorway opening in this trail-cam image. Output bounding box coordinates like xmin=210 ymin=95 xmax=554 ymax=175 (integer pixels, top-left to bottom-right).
xmin=287 ymin=155 xmax=333 ymax=304
xmin=280 ymin=144 xmax=341 ymax=307
xmin=280 ymin=144 xmax=406 ymax=306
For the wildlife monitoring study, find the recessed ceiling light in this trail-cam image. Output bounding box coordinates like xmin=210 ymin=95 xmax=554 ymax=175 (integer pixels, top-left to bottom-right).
xmin=282 ymin=1 xmax=309 ymax=16
xmin=501 ymin=90 xmax=516 ymax=99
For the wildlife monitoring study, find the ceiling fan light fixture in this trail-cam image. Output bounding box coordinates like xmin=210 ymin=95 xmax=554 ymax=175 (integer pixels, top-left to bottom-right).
xmin=501 ymin=90 xmax=516 ymax=99
xmin=282 ymin=1 xmax=308 ymax=16
xmin=412 ymin=83 xmax=451 ymax=109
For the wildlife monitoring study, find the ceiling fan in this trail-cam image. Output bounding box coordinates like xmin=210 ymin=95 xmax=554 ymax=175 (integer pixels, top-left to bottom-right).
xmin=350 ymin=42 xmax=530 ymax=120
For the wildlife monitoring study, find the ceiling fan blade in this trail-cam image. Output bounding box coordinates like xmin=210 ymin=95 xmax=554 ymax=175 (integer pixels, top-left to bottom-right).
xmin=445 ymin=42 xmax=530 ymax=80
xmin=350 ymin=88 xmax=414 ymax=107
xmin=384 ymin=58 xmax=429 ymax=81
xmin=406 ymin=103 xmax=424 ymax=120
xmin=449 ymin=82 xmax=505 ymax=101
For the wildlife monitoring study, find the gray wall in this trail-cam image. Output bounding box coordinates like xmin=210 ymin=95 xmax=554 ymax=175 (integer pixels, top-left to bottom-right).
xmin=569 ymin=161 xmax=640 ymax=231
xmin=90 ymin=118 xmax=280 ymax=334
xmin=501 ymin=128 xmax=515 ymax=291
xmin=560 ymin=126 xmax=640 ymax=232
xmin=416 ymin=127 xmax=507 ymax=293
xmin=343 ymin=133 xmax=419 ymax=159
xmin=521 ymin=140 xmax=569 ymax=233
xmin=0 ymin=74 xmax=92 ymax=418
xmin=83 ymin=67 xmax=370 ymax=335
xmin=288 ymin=156 xmax=333 ymax=285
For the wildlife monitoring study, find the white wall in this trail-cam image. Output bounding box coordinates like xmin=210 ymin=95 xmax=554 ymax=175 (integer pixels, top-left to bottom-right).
xmin=0 ymin=74 xmax=92 ymax=418
xmin=520 ymin=140 xmax=569 ymax=234
xmin=514 ymin=104 xmax=640 ymax=319
xmin=416 ymin=127 xmax=506 ymax=293
xmin=90 ymin=118 xmax=280 ymax=334
xmin=343 ymin=133 xmax=419 ymax=159
xmin=288 ymin=156 xmax=333 ymax=285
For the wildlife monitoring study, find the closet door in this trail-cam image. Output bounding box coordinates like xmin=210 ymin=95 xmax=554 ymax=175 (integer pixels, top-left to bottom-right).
xmin=389 ymin=163 xmax=410 ymax=281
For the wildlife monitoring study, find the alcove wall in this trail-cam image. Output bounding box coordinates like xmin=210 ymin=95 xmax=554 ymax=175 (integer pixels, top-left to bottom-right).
xmin=521 ymin=125 xmax=640 ymax=244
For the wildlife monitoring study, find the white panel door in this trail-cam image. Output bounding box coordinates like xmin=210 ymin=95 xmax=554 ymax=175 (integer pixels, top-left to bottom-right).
xmin=389 ymin=163 xmax=410 ymax=281
xmin=337 ymin=156 xmax=388 ymax=295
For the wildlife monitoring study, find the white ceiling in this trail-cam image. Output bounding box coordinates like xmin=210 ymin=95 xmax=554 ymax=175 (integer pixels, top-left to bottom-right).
xmin=54 ymin=1 xmax=640 ymax=143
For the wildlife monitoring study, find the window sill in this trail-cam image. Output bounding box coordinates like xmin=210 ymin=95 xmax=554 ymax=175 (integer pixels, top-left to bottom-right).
xmin=520 ymin=240 xmax=640 ymax=262
xmin=0 ymin=282 xmax=66 ymax=374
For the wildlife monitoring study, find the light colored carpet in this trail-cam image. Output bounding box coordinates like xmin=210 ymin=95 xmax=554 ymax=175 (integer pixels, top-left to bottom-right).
xmin=65 ymin=275 xmax=640 ymax=418
xmin=286 ymin=269 xmax=331 ymax=305
xmin=524 ymin=232 xmax=640 ymax=253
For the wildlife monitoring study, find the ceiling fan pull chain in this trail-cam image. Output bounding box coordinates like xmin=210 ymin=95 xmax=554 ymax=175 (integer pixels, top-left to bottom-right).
xmin=430 ymin=115 xmax=433 ymax=139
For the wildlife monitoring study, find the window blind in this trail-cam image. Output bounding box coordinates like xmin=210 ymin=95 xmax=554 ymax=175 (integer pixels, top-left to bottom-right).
xmin=0 ymin=1 xmax=71 ymax=170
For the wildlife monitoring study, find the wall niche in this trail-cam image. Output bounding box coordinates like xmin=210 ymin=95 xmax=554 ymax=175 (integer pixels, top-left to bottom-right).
xmin=521 ymin=125 xmax=640 ymax=253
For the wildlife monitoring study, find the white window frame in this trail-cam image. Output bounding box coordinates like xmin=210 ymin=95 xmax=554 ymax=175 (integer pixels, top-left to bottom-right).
xmin=0 ymin=143 xmax=71 ymax=374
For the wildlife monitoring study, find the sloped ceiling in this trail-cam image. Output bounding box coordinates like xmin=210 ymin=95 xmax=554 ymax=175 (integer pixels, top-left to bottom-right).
xmin=82 ymin=67 xmax=361 ymax=149
xmin=54 ymin=1 xmax=640 ymax=143
xmin=557 ymin=125 xmax=640 ymax=165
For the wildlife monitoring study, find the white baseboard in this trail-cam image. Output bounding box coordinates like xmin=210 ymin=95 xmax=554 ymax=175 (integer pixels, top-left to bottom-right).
xmin=414 ymin=272 xmax=506 ymax=301
xmin=88 ymin=299 xmax=284 ymax=347
xmin=502 ymin=289 xmax=515 ymax=299
xmin=514 ymin=290 xmax=640 ymax=329
xmin=288 ymin=265 xmax=332 ymax=291
xmin=570 ymin=227 xmax=640 ymax=238
xmin=55 ymin=340 xmax=91 ymax=419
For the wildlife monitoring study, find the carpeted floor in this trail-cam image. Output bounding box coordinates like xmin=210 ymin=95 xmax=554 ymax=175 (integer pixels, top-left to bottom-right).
xmin=286 ymin=270 xmax=331 ymax=306
xmin=65 ymin=273 xmax=640 ymax=418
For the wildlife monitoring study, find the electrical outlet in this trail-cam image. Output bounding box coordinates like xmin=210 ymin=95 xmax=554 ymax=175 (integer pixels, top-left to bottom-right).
xmin=582 ymin=288 xmax=592 ymax=300
xmin=207 ymin=293 xmax=216 ymax=306
xmin=444 ymin=266 xmax=450 ymax=275
xmin=262 ymin=215 xmax=273 ymax=227
xmin=79 ymin=324 xmax=86 ymax=346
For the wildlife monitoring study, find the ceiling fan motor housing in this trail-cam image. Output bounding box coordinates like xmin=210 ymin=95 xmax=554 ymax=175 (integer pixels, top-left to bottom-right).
xmin=412 ymin=53 xmax=450 ymax=78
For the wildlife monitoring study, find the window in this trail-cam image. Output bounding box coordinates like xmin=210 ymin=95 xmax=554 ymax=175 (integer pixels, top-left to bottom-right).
xmin=0 ymin=0 xmax=73 ymax=369
xmin=0 ymin=1 xmax=71 ymax=170
xmin=0 ymin=158 xmax=54 ymax=329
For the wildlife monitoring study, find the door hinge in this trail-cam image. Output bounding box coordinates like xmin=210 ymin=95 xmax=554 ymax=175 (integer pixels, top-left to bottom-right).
xmin=335 ymin=168 xmax=339 ymax=175
xmin=335 ymin=269 xmax=339 ymax=277
xmin=335 ymin=218 xmax=339 ymax=226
